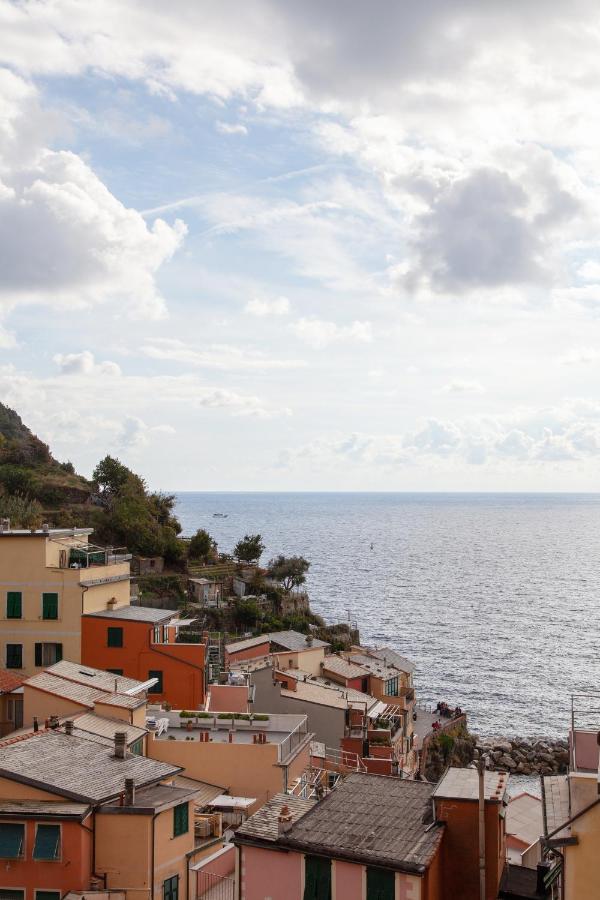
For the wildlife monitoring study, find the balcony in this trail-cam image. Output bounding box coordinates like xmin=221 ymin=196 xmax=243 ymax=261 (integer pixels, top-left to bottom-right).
xmin=65 ymin=545 xmax=131 ymax=568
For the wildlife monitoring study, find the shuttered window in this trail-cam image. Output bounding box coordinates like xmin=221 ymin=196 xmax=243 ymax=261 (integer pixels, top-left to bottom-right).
xmin=33 ymin=824 xmax=60 ymax=860
xmin=303 ymin=855 xmax=332 ymax=900
xmin=6 ymin=645 xmax=22 ymax=669
xmin=35 ymin=643 xmax=63 ymax=667
xmin=366 ymin=867 xmax=395 ymax=900
xmin=163 ymin=875 xmax=179 ymax=900
xmin=42 ymin=593 xmax=58 ymax=620
xmin=148 ymin=670 xmax=163 ymax=693
xmin=173 ymin=802 xmax=188 ymax=837
xmin=0 ymin=891 xmax=25 ymax=900
xmin=6 ymin=592 xmax=21 ymax=619
xmin=130 ymin=738 xmax=143 ymax=756
xmin=107 ymin=627 xmax=123 ymax=647
xmin=35 ymin=893 xmax=61 ymax=900
xmin=0 ymin=823 xmax=24 ymax=858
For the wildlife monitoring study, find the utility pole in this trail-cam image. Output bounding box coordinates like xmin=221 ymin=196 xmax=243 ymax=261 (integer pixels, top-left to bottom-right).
xmin=478 ymin=752 xmax=486 ymax=900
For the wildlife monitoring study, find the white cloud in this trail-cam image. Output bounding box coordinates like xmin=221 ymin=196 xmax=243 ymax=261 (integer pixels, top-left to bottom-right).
xmin=140 ymin=337 xmax=304 ymax=370
xmin=53 ymin=351 xmax=122 ymax=376
xmin=245 ymin=296 xmax=290 ymax=316
xmin=558 ymin=348 xmax=600 ymax=366
xmin=215 ymin=120 xmax=248 ymax=135
xmin=441 ymin=379 xmax=485 ymax=394
xmin=291 ymin=317 xmax=373 ymax=349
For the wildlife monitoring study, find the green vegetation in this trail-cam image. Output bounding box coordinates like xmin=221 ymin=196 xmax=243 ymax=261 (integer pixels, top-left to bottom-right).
xmin=234 ymin=533 xmax=265 ymax=563
xmin=266 ymin=554 xmax=310 ymax=591
xmin=188 ymin=528 xmax=217 ymax=562
xmin=178 ymin=710 xmax=269 ymax=722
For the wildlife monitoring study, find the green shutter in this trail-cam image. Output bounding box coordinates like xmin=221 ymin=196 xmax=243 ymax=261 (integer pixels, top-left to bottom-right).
xmin=35 ymin=643 xmax=42 ymax=666
xmin=35 ymin=893 xmax=61 ymax=900
xmin=131 ymin=738 xmax=143 ymax=756
xmin=0 ymin=823 xmax=24 ymax=858
xmin=42 ymin=593 xmax=58 ymax=620
xmin=304 ymin=856 xmax=331 ymax=900
xmin=55 ymin=643 xmax=63 ymax=662
xmin=107 ymin=627 xmax=123 ymax=647
xmin=173 ymin=802 xmax=189 ymax=836
xmin=366 ymin=867 xmax=395 ymax=900
xmin=6 ymin=592 xmax=21 ymax=619
xmin=0 ymin=891 xmax=25 ymax=900
xmin=148 ymin=669 xmax=163 ymax=693
xmin=6 ymin=645 xmax=22 ymax=669
xmin=33 ymin=824 xmax=60 ymax=860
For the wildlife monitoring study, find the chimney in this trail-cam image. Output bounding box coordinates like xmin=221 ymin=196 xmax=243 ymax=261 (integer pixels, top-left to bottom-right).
xmin=49 ymin=716 xmax=60 ymax=730
xmin=278 ymin=804 xmax=294 ymax=834
xmin=42 ymin=523 xmax=49 ymax=533
xmin=228 ymin=731 xmax=234 ymax=743
xmin=33 ymin=717 xmax=39 ymax=733
xmin=107 ymin=597 xmax=117 ymax=609
xmin=124 ymin=777 xmax=136 ymax=806
xmin=114 ymin=731 xmax=127 ymax=759
xmin=0 ymin=518 xmax=9 ymax=533
xmin=64 ymin=720 xmax=74 ymax=736
xmin=305 ymin=635 xmax=313 ymax=647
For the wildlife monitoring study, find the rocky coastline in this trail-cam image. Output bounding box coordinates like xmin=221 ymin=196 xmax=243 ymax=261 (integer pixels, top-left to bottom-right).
xmin=476 ymin=736 xmax=569 ymax=775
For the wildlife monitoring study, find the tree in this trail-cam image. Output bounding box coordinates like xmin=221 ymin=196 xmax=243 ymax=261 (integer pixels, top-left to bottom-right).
xmin=234 ymin=533 xmax=265 ymax=564
xmin=189 ymin=528 xmax=217 ymax=562
xmin=92 ymin=456 xmax=145 ymax=504
xmin=267 ymin=554 xmax=310 ymax=591
xmin=233 ymin=599 xmax=260 ymax=628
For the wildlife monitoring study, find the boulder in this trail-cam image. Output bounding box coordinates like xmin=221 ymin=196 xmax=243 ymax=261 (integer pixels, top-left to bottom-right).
xmin=494 ymin=741 xmax=513 ymax=754
xmin=498 ymin=754 xmax=517 ymax=770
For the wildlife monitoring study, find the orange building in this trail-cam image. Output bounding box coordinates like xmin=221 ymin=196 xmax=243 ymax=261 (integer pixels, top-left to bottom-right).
xmin=81 ymin=606 xmax=207 ymax=710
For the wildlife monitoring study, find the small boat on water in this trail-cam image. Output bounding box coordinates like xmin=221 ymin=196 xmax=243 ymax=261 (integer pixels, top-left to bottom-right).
xmin=213 ymin=513 xmax=228 ymax=518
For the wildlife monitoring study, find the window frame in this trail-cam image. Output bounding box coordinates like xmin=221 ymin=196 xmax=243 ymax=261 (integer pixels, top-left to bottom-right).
xmin=6 ymin=591 xmax=22 ymax=620
xmin=6 ymin=644 xmax=23 ymax=670
xmin=303 ymin=854 xmax=332 ymax=900
xmin=35 ymin=643 xmax=63 ymax=667
xmin=107 ymin=626 xmax=124 ymax=648
xmin=0 ymin=821 xmax=25 ymax=859
xmin=41 ymin=592 xmax=59 ymax=621
xmin=366 ymin=866 xmax=395 ymax=900
xmin=0 ymin=891 xmax=26 ymax=900
xmin=35 ymin=892 xmax=61 ymax=900
xmin=163 ymin=875 xmax=179 ymax=900
xmin=32 ymin=823 xmax=61 ymax=861
xmin=148 ymin=669 xmax=163 ymax=694
xmin=173 ymin=802 xmax=189 ymax=837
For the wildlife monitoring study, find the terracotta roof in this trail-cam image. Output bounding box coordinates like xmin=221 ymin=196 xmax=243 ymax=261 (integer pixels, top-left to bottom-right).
xmin=433 ymin=767 xmax=508 ymax=802
xmin=0 ymin=730 xmax=179 ymax=803
xmin=238 ymin=774 xmax=443 ymax=873
xmin=236 ymin=793 xmax=316 ymax=842
xmin=0 ymin=670 xmax=25 ymax=694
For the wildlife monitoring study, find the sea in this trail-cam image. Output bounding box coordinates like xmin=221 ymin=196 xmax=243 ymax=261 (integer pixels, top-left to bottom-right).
xmin=174 ymin=492 xmax=600 ymax=740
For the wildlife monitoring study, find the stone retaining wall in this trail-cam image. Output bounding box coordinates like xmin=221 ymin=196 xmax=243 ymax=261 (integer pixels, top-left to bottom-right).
xmin=476 ymin=736 xmax=569 ymax=775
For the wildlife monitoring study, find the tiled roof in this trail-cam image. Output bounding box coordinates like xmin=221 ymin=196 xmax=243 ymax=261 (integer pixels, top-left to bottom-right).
xmin=370 ymin=648 xmax=416 ymax=675
xmin=0 ymin=800 xmax=90 ymax=819
xmin=236 ymin=793 xmax=316 ymax=842
xmin=542 ymin=775 xmax=570 ymax=838
xmin=281 ymin=672 xmax=377 ymax=710
xmin=101 ymin=783 xmax=200 ymax=813
xmin=172 ymin=775 xmax=225 ymax=807
xmin=238 ymin=774 xmax=443 ymax=873
xmin=506 ymin=793 xmax=543 ymax=848
xmin=0 ymin=730 xmax=179 ymax=803
xmin=0 ymin=670 xmax=25 ymax=694
xmin=48 ymin=660 xmax=145 ymax=694
xmin=94 ymin=693 xmax=145 ymax=710
xmin=348 ymin=653 xmax=407 ymax=681
xmin=321 ymin=656 xmax=370 ymax=680
xmin=67 ymin=713 xmax=146 ymax=746
xmin=432 ymin=767 xmax=508 ymax=802
xmin=83 ymin=605 xmax=173 ymax=622
xmin=25 ymin=672 xmax=143 ymax=711
xmin=226 ymin=635 xmax=271 ymax=655
xmin=280 ymin=681 xmax=352 ymax=710
xmin=269 ymin=631 xmax=329 ymax=651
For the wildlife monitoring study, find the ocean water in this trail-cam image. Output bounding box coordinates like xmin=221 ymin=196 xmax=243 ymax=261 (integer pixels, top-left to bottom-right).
xmin=174 ymin=492 xmax=600 ymax=739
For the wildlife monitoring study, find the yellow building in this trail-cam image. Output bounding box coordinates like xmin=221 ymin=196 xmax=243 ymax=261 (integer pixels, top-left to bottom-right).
xmin=0 ymin=525 xmax=131 ymax=676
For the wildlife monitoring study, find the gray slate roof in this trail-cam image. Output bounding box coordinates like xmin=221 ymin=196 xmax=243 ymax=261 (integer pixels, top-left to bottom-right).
xmin=236 ymin=793 xmax=316 ymax=842
xmin=67 ymin=713 xmax=146 ymax=747
xmin=48 ymin=660 xmax=145 ymax=694
xmin=0 ymin=800 xmax=91 ymax=819
xmin=0 ymin=731 xmax=179 ymax=803
xmin=83 ymin=605 xmax=173 ymax=622
xmin=101 ymin=783 xmax=200 ymax=813
xmin=269 ymin=631 xmax=329 ymax=651
xmin=370 ymin=648 xmax=416 ymax=675
xmin=238 ymin=774 xmax=443 ymax=874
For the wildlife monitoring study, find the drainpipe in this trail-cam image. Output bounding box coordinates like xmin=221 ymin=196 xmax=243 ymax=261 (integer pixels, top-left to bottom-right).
xmin=478 ymin=753 xmax=486 ymax=900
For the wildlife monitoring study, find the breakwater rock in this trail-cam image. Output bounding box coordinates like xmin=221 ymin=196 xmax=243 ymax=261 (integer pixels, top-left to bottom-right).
xmin=476 ymin=736 xmax=569 ymax=775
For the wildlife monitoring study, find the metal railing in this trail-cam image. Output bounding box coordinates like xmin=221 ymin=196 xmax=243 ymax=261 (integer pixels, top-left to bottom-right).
xmin=278 ymin=718 xmax=308 ymax=763
xmin=197 ymin=871 xmax=235 ymax=899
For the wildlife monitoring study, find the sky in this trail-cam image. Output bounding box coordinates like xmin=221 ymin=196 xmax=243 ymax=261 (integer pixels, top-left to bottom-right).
xmin=2 ymin=1 xmax=600 ymax=491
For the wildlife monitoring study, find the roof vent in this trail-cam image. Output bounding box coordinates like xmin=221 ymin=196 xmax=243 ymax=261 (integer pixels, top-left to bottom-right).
xmin=278 ymin=803 xmax=294 ymax=834
xmin=64 ymin=720 xmax=74 ymax=736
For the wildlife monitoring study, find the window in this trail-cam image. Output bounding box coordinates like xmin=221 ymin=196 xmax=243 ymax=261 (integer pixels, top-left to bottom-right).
xmin=366 ymin=867 xmax=395 ymax=900
xmin=107 ymin=627 xmax=123 ymax=647
xmin=130 ymin=738 xmax=143 ymax=756
xmin=0 ymin=822 xmax=24 ymax=858
xmin=163 ymin=875 xmax=179 ymax=900
xmin=35 ymin=893 xmax=61 ymax=900
xmin=34 ymin=643 xmax=63 ymax=667
xmin=0 ymin=892 xmax=25 ymax=900
xmin=33 ymin=824 xmax=60 ymax=860
xmin=107 ymin=668 xmax=124 ymax=676
xmin=385 ymin=676 xmax=398 ymax=697
xmin=6 ymin=592 xmax=22 ymax=619
xmin=303 ymin=855 xmax=331 ymax=900
xmin=42 ymin=593 xmax=58 ymax=620
xmin=148 ymin=670 xmax=163 ymax=693
xmin=6 ymin=644 xmax=22 ymax=669
xmin=173 ymin=802 xmax=189 ymax=837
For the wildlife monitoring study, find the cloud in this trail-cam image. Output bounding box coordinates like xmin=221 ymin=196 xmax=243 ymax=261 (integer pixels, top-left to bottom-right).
xmin=558 ymin=348 xmax=600 ymax=366
xmin=245 ymin=296 xmax=290 ymax=316
xmin=140 ymin=337 xmax=305 ymax=370
xmin=291 ymin=317 xmax=373 ymax=348
xmin=53 ymin=351 xmax=122 ymax=376
xmin=215 ymin=120 xmax=248 ymax=135
xmin=441 ymin=379 xmax=485 ymax=394
xmin=118 ymin=416 xmax=175 ymax=449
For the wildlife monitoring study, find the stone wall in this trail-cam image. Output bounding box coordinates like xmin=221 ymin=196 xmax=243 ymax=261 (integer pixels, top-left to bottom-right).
xmin=476 ymin=736 xmax=569 ymax=775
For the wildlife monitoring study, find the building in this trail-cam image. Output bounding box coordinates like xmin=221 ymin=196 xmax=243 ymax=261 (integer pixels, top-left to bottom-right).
xmin=234 ymin=773 xmax=444 ymax=899
xmin=188 ymin=576 xmax=223 ymax=607
xmin=225 ymin=630 xmax=330 ymax=675
xmin=147 ymin=709 xmax=312 ymax=812
xmin=81 ymin=605 xmax=207 ymax=710
xmin=0 ymin=725 xmax=209 ymax=900
xmin=0 ymin=669 xmax=24 ymax=736
xmin=0 ymin=526 xmax=131 ymax=676
xmin=506 ymin=792 xmax=543 ymax=867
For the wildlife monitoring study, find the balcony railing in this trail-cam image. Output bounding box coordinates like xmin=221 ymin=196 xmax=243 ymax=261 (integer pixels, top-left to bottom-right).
xmin=278 ymin=719 xmax=309 ymax=763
